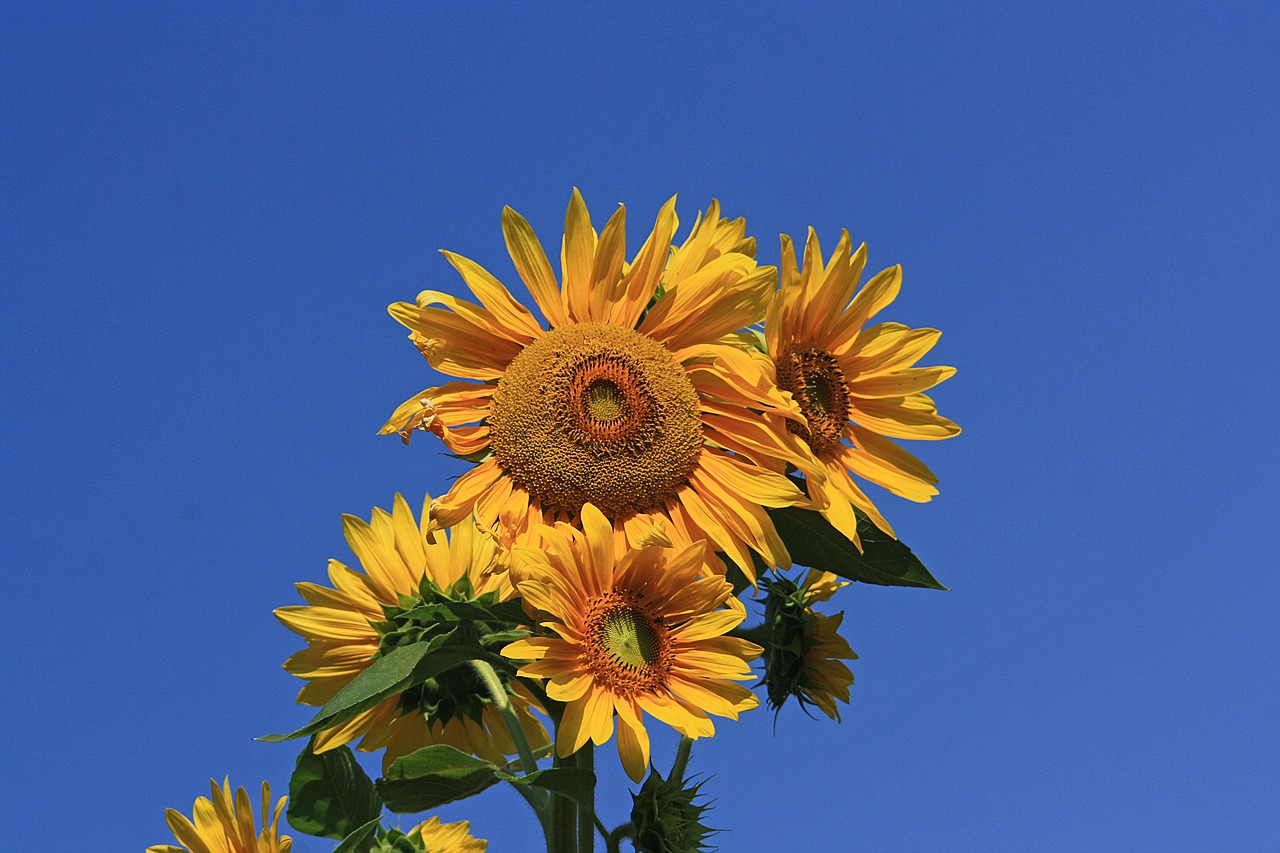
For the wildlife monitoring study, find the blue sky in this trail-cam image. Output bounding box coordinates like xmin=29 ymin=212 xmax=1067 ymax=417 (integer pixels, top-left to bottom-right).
xmin=2 ymin=3 xmax=1277 ymax=850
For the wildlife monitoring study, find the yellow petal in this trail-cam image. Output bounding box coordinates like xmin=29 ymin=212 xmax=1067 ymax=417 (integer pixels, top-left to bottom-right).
xmin=850 ymin=395 xmax=961 ymax=440
xmin=696 ymin=451 xmax=808 ymax=508
xmin=502 ymin=205 xmax=567 ymax=328
xmin=848 ymin=366 xmax=957 ymax=399
xmin=561 ymin=188 xmax=596 ymax=324
xmin=616 ymin=713 xmax=650 ymax=782
xmin=589 ymin=203 xmax=628 ymax=321
xmin=428 ymin=459 xmax=504 ymax=529
xmin=440 ymin=249 xmax=544 ymax=340
xmin=608 ymin=196 xmax=677 ymax=328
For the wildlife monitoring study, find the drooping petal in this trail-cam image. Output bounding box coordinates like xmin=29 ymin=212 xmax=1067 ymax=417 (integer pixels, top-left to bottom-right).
xmin=616 ymin=711 xmax=651 ymax=782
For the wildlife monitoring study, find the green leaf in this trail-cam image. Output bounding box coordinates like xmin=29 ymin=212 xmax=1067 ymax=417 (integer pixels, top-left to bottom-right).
xmin=766 ymin=505 xmax=947 ymax=590
xmin=287 ymin=743 xmax=383 ymax=840
xmin=495 ymin=767 xmax=597 ymax=809
xmin=331 ymin=817 xmax=383 ymax=853
xmin=377 ymin=745 xmax=500 ymax=812
xmin=397 ymin=598 xmax=530 ymax=627
xmin=260 ymin=633 xmax=477 ymax=742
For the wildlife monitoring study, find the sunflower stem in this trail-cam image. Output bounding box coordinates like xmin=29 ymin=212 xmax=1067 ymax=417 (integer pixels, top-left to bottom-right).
xmin=578 ymin=743 xmax=595 ymax=852
xmin=551 ymin=749 xmax=577 ymax=853
xmin=605 ymin=823 xmax=635 ymax=853
xmin=670 ymin=735 xmax=694 ymax=782
xmin=730 ymin=622 xmax=770 ymax=647
xmin=470 ymin=660 xmax=541 ymax=776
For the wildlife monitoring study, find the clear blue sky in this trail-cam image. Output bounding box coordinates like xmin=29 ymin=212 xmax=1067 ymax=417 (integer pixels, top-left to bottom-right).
xmin=3 ymin=3 xmax=1277 ymax=850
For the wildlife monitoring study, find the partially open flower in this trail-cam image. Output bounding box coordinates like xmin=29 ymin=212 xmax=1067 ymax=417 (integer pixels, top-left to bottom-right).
xmin=759 ymin=570 xmax=858 ymax=720
xmin=147 ymin=778 xmax=291 ymax=853
xmin=501 ymin=503 xmax=761 ymax=781
xmin=275 ymin=494 xmax=548 ymax=771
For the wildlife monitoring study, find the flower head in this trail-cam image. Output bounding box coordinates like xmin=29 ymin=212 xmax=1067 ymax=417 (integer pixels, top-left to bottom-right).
xmin=759 ymin=570 xmax=857 ymax=720
xmin=147 ymin=779 xmax=291 ymax=853
xmin=275 ymin=494 xmax=548 ymax=771
xmin=501 ymin=504 xmax=761 ymax=781
xmin=764 ymin=229 xmax=959 ymax=546
xmin=381 ymin=190 xmax=822 ymax=583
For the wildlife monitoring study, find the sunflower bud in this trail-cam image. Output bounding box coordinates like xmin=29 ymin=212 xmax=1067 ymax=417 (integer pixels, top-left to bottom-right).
xmin=630 ymin=769 xmax=717 ymax=853
xmin=759 ymin=570 xmax=858 ymax=720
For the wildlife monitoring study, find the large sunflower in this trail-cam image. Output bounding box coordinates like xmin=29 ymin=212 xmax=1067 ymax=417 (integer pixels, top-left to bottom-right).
xmin=274 ymin=494 xmax=549 ymax=771
xmin=380 ymin=190 xmax=821 ymax=581
xmin=148 ymin=778 xmax=291 ymax=853
xmin=763 ymin=229 xmax=960 ymax=546
xmin=501 ymin=504 xmax=762 ymax=781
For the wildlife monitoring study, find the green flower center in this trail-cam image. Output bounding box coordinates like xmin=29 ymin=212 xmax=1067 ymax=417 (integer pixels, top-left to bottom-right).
xmin=585 ymin=377 xmax=626 ymax=422
xmin=602 ymin=607 xmax=662 ymax=669
xmin=582 ymin=589 xmax=672 ymax=694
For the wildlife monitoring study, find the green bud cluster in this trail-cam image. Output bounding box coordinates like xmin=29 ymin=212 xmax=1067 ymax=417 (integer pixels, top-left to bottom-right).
xmin=758 ymin=574 xmax=822 ymax=715
xmin=630 ymin=769 xmax=716 ymax=853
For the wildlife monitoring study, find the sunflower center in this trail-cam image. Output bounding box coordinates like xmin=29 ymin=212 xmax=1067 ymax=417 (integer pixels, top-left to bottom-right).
xmin=585 ymin=378 xmax=625 ymax=422
xmin=776 ymin=346 xmax=850 ymax=454
xmin=488 ymin=323 xmax=703 ymax=517
xmin=583 ymin=589 xmax=671 ymax=693
xmin=602 ymin=608 xmax=663 ymax=669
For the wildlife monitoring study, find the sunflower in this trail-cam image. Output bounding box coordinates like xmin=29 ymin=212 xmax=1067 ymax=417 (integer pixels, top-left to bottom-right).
xmin=759 ymin=570 xmax=857 ymax=721
xmin=763 ymin=229 xmax=960 ymax=546
xmin=380 ymin=190 xmax=822 ymax=582
xmin=148 ymin=778 xmax=291 ymax=853
xmin=401 ymin=816 xmax=488 ymax=852
xmin=501 ymin=503 xmax=761 ymax=782
xmin=274 ymin=494 xmax=549 ymax=771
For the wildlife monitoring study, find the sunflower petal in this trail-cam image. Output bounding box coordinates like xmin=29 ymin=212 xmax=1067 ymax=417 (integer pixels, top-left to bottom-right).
xmin=503 ymin=205 xmax=568 ymax=329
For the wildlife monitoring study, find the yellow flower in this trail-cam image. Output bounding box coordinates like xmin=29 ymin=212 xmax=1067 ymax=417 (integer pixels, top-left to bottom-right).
xmin=501 ymin=503 xmax=761 ymax=782
xmin=275 ymin=494 xmax=549 ymax=771
xmin=147 ymin=779 xmax=291 ymax=853
xmin=406 ymin=816 xmax=488 ymax=852
xmin=797 ymin=610 xmax=857 ymax=720
xmin=761 ymin=570 xmax=857 ymax=721
xmin=380 ymin=190 xmax=822 ymax=583
xmin=764 ymin=229 xmax=960 ymax=546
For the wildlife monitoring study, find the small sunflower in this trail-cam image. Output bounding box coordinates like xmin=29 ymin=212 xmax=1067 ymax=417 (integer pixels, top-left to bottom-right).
xmin=148 ymin=778 xmax=291 ymax=853
xmin=380 ymin=190 xmax=821 ymax=582
xmin=274 ymin=494 xmax=549 ymax=771
xmin=764 ymin=229 xmax=960 ymax=546
xmin=760 ymin=570 xmax=857 ymax=721
xmin=501 ymin=504 xmax=762 ymax=781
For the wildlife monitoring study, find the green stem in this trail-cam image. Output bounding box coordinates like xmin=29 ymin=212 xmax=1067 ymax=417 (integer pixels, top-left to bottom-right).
xmin=670 ymin=735 xmax=694 ymax=783
xmin=551 ymin=749 xmax=576 ymax=853
xmin=730 ymin=622 xmax=770 ymax=647
xmin=578 ymin=743 xmax=595 ymax=852
xmin=606 ymin=823 xmax=635 ymax=853
xmin=510 ymin=782 xmax=557 ymax=851
xmin=470 ymin=660 xmax=541 ymax=776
